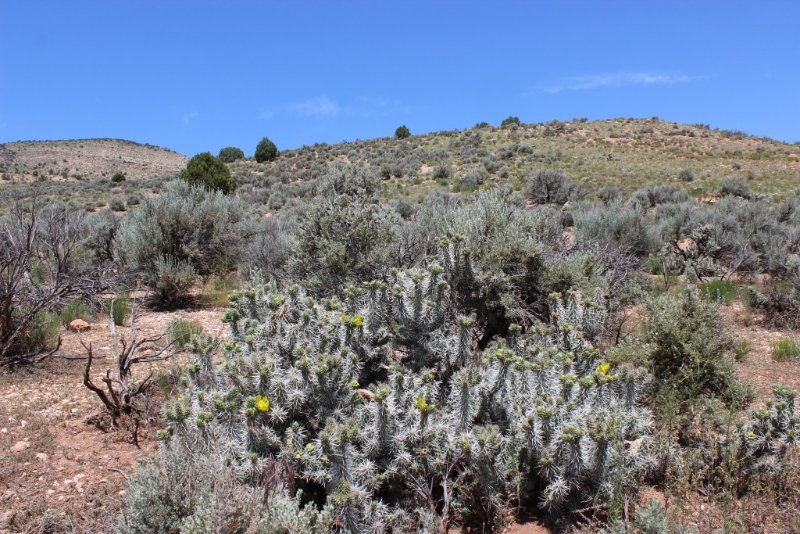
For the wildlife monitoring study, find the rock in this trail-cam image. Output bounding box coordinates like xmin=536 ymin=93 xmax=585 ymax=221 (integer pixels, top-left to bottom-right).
xmin=356 ymin=389 xmax=375 ymax=401
xmin=69 ymin=319 xmax=90 ymax=333
xmin=676 ymin=238 xmax=695 ymax=253
xmin=35 ymin=452 xmax=49 ymax=463
xmin=10 ymin=440 xmax=30 ymax=453
xmin=1 ymin=510 xmax=14 ymax=526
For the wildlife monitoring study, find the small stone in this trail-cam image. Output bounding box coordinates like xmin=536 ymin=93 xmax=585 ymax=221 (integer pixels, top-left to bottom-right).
xmin=35 ymin=452 xmax=49 ymax=463
xmin=69 ymin=319 xmax=90 ymax=333
xmin=356 ymin=389 xmax=375 ymax=401
xmin=1 ymin=510 xmax=13 ymax=526
xmin=10 ymin=440 xmax=30 ymax=453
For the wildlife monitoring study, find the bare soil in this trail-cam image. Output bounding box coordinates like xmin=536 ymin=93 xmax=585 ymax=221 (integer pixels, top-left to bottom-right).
xmin=0 ymin=307 xmax=224 ymax=533
xmin=0 ymin=139 xmax=187 ymax=183
xmin=723 ymin=301 xmax=800 ymax=405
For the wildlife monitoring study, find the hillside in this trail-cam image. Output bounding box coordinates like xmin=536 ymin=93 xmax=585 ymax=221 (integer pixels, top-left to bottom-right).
xmin=0 ymin=138 xmax=186 ymax=182
xmin=1 ymin=118 xmax=798 ymax=214
xmin=231 ymin=117 xmax=800 ymax=208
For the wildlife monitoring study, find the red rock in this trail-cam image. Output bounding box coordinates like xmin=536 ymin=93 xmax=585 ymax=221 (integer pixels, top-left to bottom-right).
xmin=69 ymin=319 xmax=90 ymax=333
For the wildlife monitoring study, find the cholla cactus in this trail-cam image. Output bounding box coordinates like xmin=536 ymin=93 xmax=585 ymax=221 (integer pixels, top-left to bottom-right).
xmin=145 ymin=267 xmax=653 ymax=532
xmin=739 ymin=384 xmax=799 ymax=477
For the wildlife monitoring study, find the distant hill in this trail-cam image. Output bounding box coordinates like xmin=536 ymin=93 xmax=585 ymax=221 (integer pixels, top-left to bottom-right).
xmin=230 ymin=117 xmax=800 ymax=203
xmin=0 ymin=138 xmax=187 ymax=182
xmin=1 ymin=118 xmax=798 ymax=211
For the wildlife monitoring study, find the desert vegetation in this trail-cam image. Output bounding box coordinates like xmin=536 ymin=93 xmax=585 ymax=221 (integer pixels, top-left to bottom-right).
xmin=2 ymin=118 xmax=800 ymax=533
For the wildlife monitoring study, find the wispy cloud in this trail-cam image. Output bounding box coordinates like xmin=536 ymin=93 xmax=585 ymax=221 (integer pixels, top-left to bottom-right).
xmin=260 ymin=94 xmax=410 ymax=121
xmin=287 ymin=95 xmax=342 ymax=117
xmin=182 ymin=110 xmax=199 ymax=125
xmin=535 ymin=72 xmax=703 ymax=94
xmin=353 ymin=96 xmax=412 ymax=117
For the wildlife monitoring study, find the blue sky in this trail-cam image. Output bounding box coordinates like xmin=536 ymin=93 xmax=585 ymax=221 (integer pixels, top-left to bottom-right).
xmin=1 ymin=1 xmax=798 ymax=156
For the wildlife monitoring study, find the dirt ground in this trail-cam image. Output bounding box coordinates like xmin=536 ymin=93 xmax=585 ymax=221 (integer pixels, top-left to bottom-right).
xmin=0 ymin=308 xmax=225 ymax=533
xmin=723 ymin=302 xmax=800 ymax=405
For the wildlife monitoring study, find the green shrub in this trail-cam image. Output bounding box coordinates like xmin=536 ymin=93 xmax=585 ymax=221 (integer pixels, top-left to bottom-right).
xmin=772 ymin=337 xmax=800 ymax=362
xmin=688 ymin=196 xmax=786 ymax=275
xmin=255 ymin=136 xmax=279 ymax=163
xmin=109 ymin=198 xmax=126 ymax=212
xmin=60 ymin=299 xmax=94 ymax=326
xmin=678 ymin=168 xmax=695 ymax=182
xmin=432 ymin=164 xmax=451 ymax=179
xmin=453 ymin=170 xmax=483 ymax=192
xmin=152 ymin=256 xmax=197 ymax=307
xmin=698 ymin=279 xmax=737 ymax=304
xmin=180 ymin=152 xmax=237 ymax=194
xmin=103 ymin=295 xmax=131 ymax=326
xmin=15 ymin=310 xmax=60 ymax=355
xmin=500 ymin=116 xmax=521 ymax=128
xmin=111 ymin=172 xmax=126 ymax=183
xmin=200 ymin=273 xmax=240 ymax=307
xmin=630 ymin=183 xmax=689 ymax=208
xmin=394 ymin=125 xmax=411 ymax=139
xmin=643 ymin=288 xmax=752 ymax=422
xmin=168 ymin=319 xmax=204 ymax=349
xmin=633 ymin=498 xmax=668 ymax=534
xmin=217 ymin=146 xmax=245 ymax=163
xmin=524 ymin=169 xmax=576 ymax=206
xmin=719 ymin=175 xmax=752 ymax=199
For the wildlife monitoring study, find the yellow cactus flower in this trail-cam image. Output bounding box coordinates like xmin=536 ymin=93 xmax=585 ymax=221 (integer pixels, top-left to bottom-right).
xmin=597 ymin=362 xmax=611 ymax=375
xmin=351 ymin=314 xmax=364 ymax=328
xmin=415 ymin=396 xmax=429 ymax=412
xmin=255 ymin=395 xmax=270 ymax=412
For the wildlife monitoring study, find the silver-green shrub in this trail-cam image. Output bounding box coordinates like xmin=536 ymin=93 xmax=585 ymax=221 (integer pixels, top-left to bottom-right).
xmin=289 ymin=164 xmax=402 ymax=294
xmin=114 ymin=180 xmax=256 ymax=305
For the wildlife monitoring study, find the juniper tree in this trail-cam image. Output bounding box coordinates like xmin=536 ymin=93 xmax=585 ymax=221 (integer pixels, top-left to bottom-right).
xmin=180 ymin=152 xmax=237 ymax=194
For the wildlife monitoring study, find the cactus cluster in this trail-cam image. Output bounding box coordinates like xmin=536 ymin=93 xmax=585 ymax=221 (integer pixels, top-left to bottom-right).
xmin=739 ymin=384 xmax=799 ymax=478
xmin=128 ymin=263 xmax=656 ymax=532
